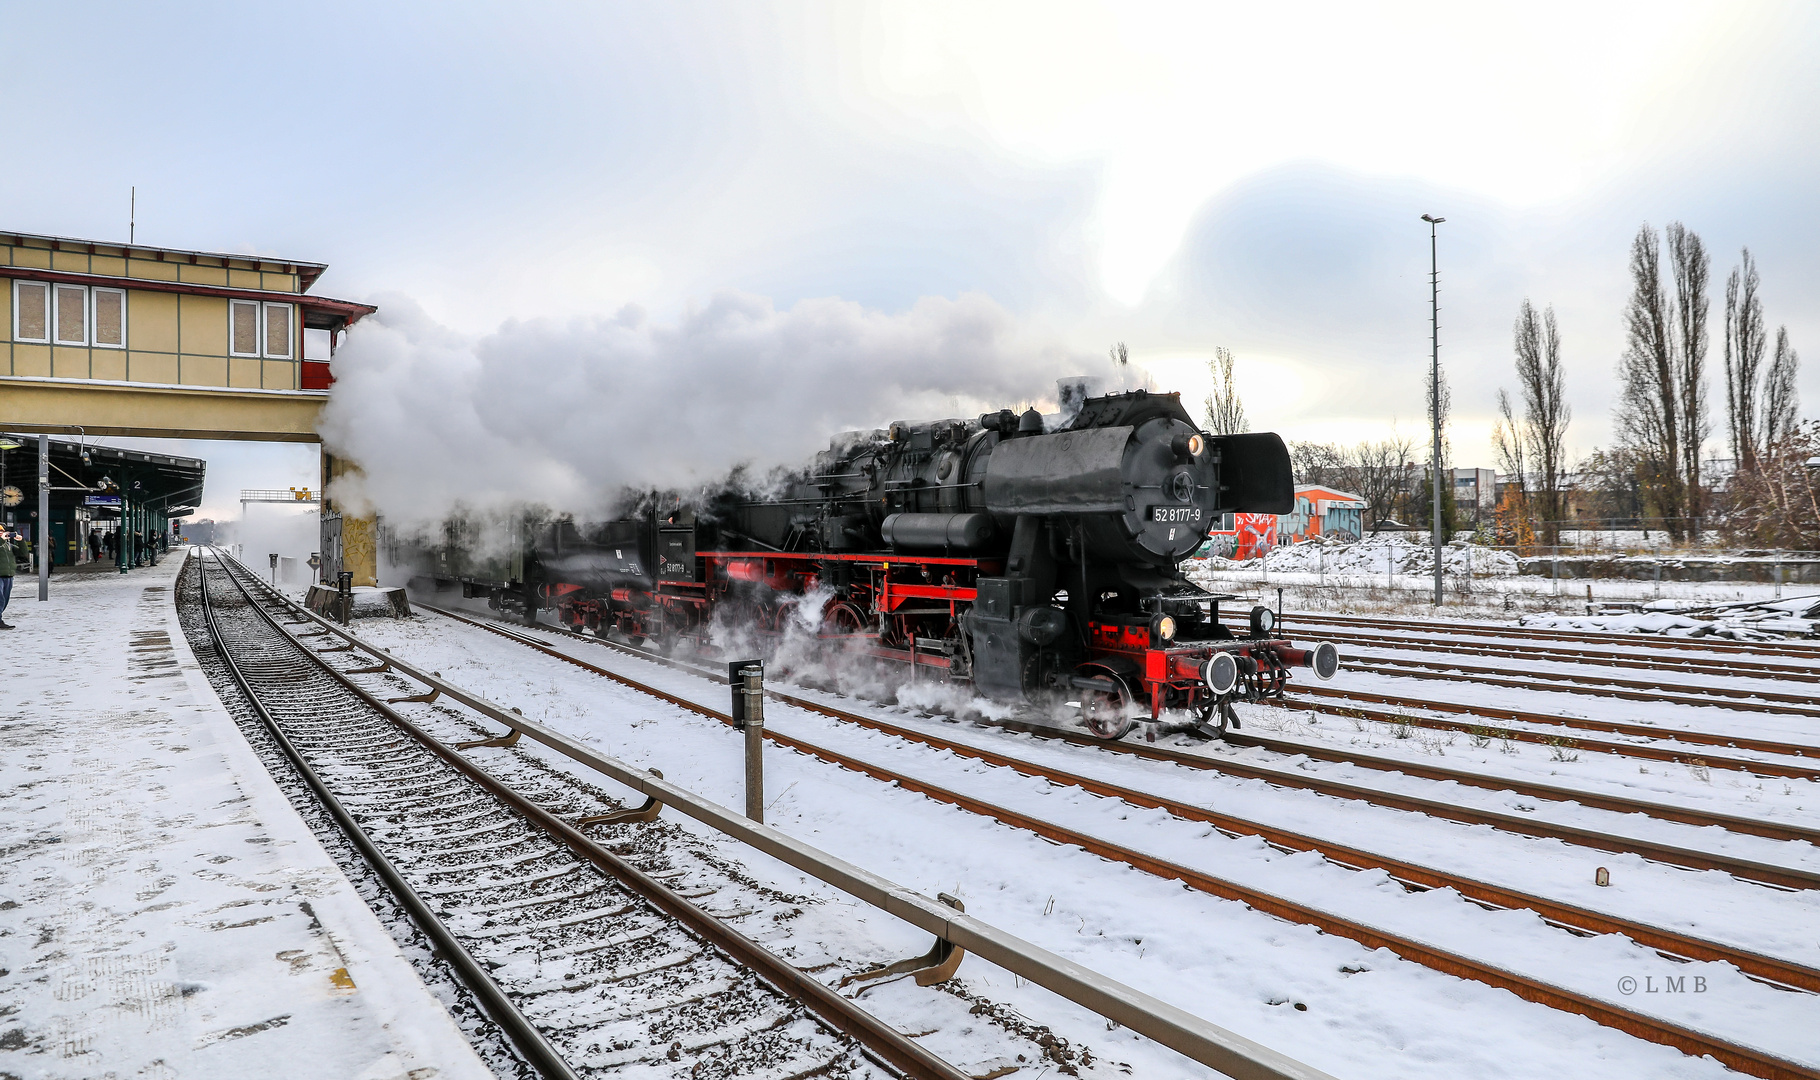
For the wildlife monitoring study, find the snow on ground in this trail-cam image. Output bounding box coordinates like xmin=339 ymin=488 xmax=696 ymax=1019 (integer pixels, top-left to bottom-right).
xmin=343 ymin=607 xmax=1819 ymax=1078
xmin=1203 ymin=536 xmax=1521 ymax=578
xmin=0 ymin=559 xmax=493 ymax=1080
xmin=1187 ymin=543 xmax=1820 ymax=623
xmin=1520 ymin=597 xmax=1820 ymax=641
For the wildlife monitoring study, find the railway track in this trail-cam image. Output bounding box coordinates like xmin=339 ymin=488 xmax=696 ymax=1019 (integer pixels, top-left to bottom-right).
xmin=1268 ymin=622 xmax=1820 ymax=685
xmin=1280 ymin=687 xmax=1820 ymax=781
xmin=187 ymin=550 xmax=968 ymax=1080
xmin=399 ymin=598 xmax=1820 ymax=1079
xmin=1269 ymin=610 xmax=1820 ymax=661
xmin=434 ymin=605 xmax=1820 ymax=866
xmin=1333 ymin=651 xmax=1820 ymax=717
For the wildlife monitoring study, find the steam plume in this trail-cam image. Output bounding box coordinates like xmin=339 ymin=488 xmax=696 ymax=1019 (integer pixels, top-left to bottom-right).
xmin=318 ymin=291 xmax=1089 ymax=526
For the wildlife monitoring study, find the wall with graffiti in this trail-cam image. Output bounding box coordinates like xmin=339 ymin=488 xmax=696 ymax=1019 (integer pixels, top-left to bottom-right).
xmin=1197 ymin=513 xmax=1279 ymax=560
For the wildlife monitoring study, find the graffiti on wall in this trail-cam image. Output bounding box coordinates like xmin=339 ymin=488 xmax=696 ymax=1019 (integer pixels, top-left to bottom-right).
xmin=1199 ymin=513 xmax=1279 ymax=560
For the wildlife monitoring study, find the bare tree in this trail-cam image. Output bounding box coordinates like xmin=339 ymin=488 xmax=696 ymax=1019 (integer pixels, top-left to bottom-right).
xmin=1666 ymin=222 xmax=1710 ymax=534
xmin=1288 ymin=434 xmax=1412 ymax=534
xmin=1723 ymin=248 xmax=1767 ymax=472
xmin=1289 ymin=441 xmax=1345 ymax=486
xmin=1720 ymin=421 xmax=1820 ymax=549
xmin=1765 ymin=326 xmax=1801 ymax=448
xmin=1492 ymin=388 xmax=1527 ymax=496
xmin=1504 ymin=300 xmax=1571 ymax=544
xmin=1350 ymin=433 xmax=1416 ymax=535
xmin=1579 ymin=446 xmax=1646 ymax=526
xmin=1203 ymin=347 xmax=1248 ymax=435
xmin=1109 ymin=341 xmax=1129 ymax=369
xmin=1616 ymin=224 xmax=1684 ymax=538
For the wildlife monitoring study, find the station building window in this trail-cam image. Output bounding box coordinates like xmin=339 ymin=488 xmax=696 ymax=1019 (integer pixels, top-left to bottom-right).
xmin=263 ymin=302 xmax=292 ymax=358
xmin=231 ymin=300 xmax=261 ymax=356
xmin=13 ymin=283 xmax=127 ymax=348
xmin=12 ymin=280 xmax=49 ymax=342
xmin=55 ymin=284 xmax=88 ymax=344
xmin=92 ymin=288 xmax=126 ymax=347
xmin=231 ymin=299 xmax=295 ymax=359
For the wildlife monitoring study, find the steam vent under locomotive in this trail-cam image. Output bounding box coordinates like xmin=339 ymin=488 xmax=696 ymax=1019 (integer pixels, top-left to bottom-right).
xmin=434 ymin=386 xmax=1340 ymax=739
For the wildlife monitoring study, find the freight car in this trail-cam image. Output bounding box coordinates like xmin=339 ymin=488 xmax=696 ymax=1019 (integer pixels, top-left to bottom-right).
xmin=416 ymin=387 xmax=1338 ymax=739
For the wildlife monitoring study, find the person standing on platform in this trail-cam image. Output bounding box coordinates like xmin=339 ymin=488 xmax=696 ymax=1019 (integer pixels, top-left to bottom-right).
xmin=88 ymin=529 xmax=101 ymax=561
xmin=0 ymin=526 xmax=27 ymax=629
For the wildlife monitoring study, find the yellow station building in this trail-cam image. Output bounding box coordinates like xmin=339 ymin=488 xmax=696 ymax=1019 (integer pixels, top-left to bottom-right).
xmin=0 ymin=229 xmax=379 ymax=583
xmin=1 ymin=229 xmax=373 ymax=402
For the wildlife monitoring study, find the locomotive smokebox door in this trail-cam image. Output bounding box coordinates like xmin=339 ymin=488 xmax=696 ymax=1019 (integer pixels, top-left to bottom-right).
xmin=658 ymin=526 xmax=698 ymax=582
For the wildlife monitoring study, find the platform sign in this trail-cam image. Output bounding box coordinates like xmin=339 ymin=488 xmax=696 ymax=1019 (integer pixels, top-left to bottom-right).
xmin=84 ymin=494 xmax=122 ymax=506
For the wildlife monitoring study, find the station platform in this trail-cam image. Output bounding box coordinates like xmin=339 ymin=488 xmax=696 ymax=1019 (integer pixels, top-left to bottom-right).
xmin=0 ymin=554 xmax=493 ymax=1080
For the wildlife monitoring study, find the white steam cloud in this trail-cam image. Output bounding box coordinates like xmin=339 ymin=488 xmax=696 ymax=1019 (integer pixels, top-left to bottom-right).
xmin=318 ymin=291 xmax=1094 ymax=526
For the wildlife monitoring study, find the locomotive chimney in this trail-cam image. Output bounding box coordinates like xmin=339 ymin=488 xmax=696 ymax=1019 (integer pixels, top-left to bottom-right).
xmin=1055 ymin=376 xmax=1102 ymax=426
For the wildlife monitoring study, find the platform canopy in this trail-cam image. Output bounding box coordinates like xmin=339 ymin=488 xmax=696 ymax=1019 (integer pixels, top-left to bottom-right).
xmin=2 ymin=433 xmax=206 ymax=516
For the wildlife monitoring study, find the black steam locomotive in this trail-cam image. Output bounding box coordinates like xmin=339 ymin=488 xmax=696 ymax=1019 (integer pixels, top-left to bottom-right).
xmin=428 ymin=387 xmax=1338 ymax=739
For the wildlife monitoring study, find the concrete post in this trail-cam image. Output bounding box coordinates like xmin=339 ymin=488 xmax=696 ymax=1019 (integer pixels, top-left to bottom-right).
xmin=322 ymin=451 xmax=378 ymax=587
xmin=741 ymin=665 xmax=765 ymax=823
xmin=36 ymin=435 xmax=48 ymax=600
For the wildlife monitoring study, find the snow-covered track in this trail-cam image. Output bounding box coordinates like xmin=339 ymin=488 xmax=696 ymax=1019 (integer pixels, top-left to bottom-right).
xmin=1337 ymin=652 xmax=1820 ymax=716
xmin=416 ymin=603 xmax=1820 ymax=1079
xmin=190 ymin=551 xmax=965 ymax=1080
xmin=1271 ymin=610 xmax=1820 ymax=660
xmin=424 ymin=603 xmax=1820 ymax=879
xmin=1282 ymin=687 xmax=1820 ymax=781
xmin=1274 ymin=622 xmax=1820 ymax=684
xmin=446 ymin=604 xmax=1820 ymax=880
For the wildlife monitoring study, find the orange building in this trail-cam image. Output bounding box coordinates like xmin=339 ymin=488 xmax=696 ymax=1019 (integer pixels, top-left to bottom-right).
xmin=1279 ymin=484 xmax=1365 ymax=543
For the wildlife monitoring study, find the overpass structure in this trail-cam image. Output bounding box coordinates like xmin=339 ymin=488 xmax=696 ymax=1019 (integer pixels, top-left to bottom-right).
xmin=0 ymin=229 xmax=379 ymax=587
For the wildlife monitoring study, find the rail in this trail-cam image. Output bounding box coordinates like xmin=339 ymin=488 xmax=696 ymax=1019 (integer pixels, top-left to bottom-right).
xmin=204 ymin=551 xmax=972 ymax=1080
xmin=225 ymin=561 xmax=1338 ymax=1080
xmin=194 ymin=551 xmax=581 ymax=1080
xmin=404 ymin=601 xmax=1820 ymax=1078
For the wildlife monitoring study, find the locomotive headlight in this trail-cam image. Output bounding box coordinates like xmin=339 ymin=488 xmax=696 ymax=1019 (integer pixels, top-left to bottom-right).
xmin=1247 ymin=604 xmax=1275 ymax=637
xmin=1170 ymin=431 xmax=1205 ymax=461
xmin=1150 ymin=614 xmax=1177 ymax=643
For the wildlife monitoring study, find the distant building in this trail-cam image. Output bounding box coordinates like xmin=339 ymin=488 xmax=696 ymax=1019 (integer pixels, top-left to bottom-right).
xmin=1452 ymin=468 xmax=1498 ymax=513
xmin=1280 ymin=485 xmax=1365 ymax=543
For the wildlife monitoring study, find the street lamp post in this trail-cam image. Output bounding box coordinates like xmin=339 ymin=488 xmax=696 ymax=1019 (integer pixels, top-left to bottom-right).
xmin=1420 ymin=214 xmax=1446 ymax=607
xmin=38 ymin=435 xmax=49 ymax=601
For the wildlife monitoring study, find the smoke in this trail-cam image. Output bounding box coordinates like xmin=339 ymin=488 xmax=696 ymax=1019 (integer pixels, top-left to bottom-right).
xmin=214 ymin=504 xmax=319 ymax=583
xmin=317 ymin=290 xmax=1091 ymax=528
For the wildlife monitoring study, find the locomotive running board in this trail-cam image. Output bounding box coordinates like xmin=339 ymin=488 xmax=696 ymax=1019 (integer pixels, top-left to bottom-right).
xmin=577 ymin=769 xmax=667 ymax=827
xmin=839 ymin=893 xmax=966 ymax=989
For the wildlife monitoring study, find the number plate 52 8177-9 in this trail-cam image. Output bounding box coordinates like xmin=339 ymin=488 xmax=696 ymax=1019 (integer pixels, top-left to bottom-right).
xmin=1150 ymin=506 xmax=1202 ymax=523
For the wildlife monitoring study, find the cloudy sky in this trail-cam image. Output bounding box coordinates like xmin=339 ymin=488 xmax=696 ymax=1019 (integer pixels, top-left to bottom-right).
xmin=5 ymin=1 xmax=1817 ymax=521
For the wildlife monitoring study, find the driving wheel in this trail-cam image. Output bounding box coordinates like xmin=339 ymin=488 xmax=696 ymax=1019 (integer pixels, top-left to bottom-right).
xmin=1080 ymin=680 xmax=1135 ymax=740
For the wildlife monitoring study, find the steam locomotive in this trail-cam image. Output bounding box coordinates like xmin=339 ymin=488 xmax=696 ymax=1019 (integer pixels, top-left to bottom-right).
xmin=420 ymin=387 xmax=1338 ymax=739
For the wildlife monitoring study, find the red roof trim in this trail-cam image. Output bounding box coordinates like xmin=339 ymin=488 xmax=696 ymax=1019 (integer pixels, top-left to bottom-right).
xmin=0 ymin=265 xmax=375 ymax=325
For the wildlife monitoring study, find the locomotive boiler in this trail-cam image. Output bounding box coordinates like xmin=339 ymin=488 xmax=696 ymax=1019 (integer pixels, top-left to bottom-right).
xmin=435 ymin=386 xmax=1339 ymax=739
